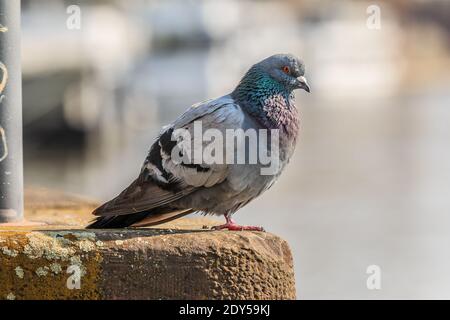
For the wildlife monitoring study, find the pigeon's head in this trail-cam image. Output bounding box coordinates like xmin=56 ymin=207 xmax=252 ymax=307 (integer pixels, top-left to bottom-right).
xmin=254 ymin=54 xmax=310 ymax=93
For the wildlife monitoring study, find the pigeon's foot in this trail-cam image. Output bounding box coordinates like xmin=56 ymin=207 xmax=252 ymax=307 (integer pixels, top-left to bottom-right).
xmin=212 ymin=215 xmax=265 ymax=232
xmin=212 ymin=223 xmax=265 ymax=231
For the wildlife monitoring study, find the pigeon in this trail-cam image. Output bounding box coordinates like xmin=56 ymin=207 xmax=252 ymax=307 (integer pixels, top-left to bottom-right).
xmin=87 ymin=53 xmax=310 ymax=230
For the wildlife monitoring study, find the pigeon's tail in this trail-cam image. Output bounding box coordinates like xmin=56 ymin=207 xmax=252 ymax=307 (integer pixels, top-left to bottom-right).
xmin=86 ymin=212 xmax=149 ymax=229
xmin=86 ymin=207 xmax=193 ymax=229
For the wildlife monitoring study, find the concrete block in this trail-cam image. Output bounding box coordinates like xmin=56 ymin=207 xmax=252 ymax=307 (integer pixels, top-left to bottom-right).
xmin=0 ymin=188 xmax=296 ymax=299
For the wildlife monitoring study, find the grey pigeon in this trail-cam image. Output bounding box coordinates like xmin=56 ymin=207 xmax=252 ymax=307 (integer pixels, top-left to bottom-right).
xmin=87 ymin=53 xmax=310 ymax=230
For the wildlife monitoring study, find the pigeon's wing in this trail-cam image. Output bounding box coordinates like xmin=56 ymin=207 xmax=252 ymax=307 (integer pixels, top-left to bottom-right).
xmin=93 ymin=95 xmax=244 ymax=217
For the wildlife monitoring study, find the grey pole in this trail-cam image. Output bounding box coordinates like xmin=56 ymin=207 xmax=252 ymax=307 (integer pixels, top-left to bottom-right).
xmin=0 ymin=0 xmax=23 ymax=223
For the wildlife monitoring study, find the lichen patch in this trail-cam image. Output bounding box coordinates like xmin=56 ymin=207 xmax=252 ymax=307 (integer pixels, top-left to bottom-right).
xmin=6 ymin=292 xmax=15 ymax=300
xmin=35 ymin=266 xmax=49 ymax=277
xmin=24 ymin=232 xmax=76 ymax=261
xmin=49 ymin=262 xmax=62 ymax=274
xmin=15 ymin=266 xmax=24 ymax=279
xmin=2 ymin=246 xmax=18 ymax=257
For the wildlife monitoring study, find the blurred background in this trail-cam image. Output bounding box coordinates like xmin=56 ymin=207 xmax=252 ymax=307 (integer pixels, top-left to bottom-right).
xmin=21 ymin=0 xmax=450 ymax=299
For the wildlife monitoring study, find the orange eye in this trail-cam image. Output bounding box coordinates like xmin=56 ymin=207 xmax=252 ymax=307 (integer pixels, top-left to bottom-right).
xmin=282 ymin=66 xmax=290 ymax=74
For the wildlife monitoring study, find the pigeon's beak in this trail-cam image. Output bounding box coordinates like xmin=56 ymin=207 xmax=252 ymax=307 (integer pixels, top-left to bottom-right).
xmin=296 ymin=76 xmax=310 ymax=93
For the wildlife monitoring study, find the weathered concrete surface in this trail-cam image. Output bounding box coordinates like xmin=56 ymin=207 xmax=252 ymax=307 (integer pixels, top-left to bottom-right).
xmin=0 ymin=188 xmax=296 ymax=300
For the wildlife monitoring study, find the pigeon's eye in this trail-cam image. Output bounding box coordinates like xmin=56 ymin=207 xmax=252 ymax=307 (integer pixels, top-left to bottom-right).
xmin=282 ymin=66 xmax=290 ymax=74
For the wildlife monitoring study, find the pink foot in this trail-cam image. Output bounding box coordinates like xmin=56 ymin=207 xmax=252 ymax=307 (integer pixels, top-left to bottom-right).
xmin=212 ymin=216 xmax=265 ymax=232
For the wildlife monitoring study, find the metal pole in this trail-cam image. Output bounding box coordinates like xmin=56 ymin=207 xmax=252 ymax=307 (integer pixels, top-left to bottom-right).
xmin=0 ymin=0 xmax=23 ymax=223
